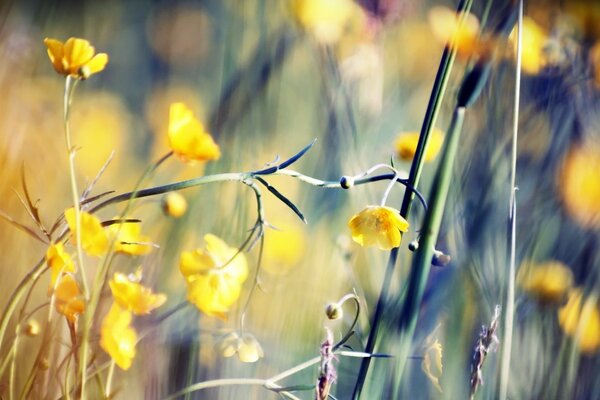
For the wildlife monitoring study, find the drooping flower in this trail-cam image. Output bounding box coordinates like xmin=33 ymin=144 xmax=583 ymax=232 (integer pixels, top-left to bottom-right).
xmin=65 ymin=208 xmax=109 ymax=257
xmin=54 ymin=274 xmax=85 ymax=323
xmin=348 ymin=206 xmax=409 ymax=250
xmin=43 ymin=37 xmax=108 ymax=79
xmin=395 ymin=128 xmax=444 ymax=162
xmin=100 ymin=303 xmax=137 ymax=370
xmin=108 ymin=220 xmax=153 ymax=256
xmin=162 ymin=192 xmax=188 ymax=218
xmin=45 ymin=242 xmax=75 ymax=287
xmin=292 ymin=0 xmax=360 ymax=44
xmin=109 ymin=272 xmax=166 ymax=315
xmin=168 ymin=102 xmax=221 ymax=163
xmin=180 ymin=234 xmax=248 ymax=319
xmin=518 ymin=260 xmax=573 ymax=304
xmin=219 ymin=332 xmax=264 ymax=363
xmin=558 ymin=142 xmax=600 ymax=228
xmin=558 ymin=289 xmax=600 ymax=354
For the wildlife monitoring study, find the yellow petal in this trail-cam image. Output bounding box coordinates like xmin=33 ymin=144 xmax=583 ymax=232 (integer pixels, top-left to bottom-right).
xmin=43 ymin=38 xmax=65 ymax=74
xmin=348 ymin=206 xmax=409 ymax=250
xmin=100 ymin=303 xmax=137 ymax=370
xmin=168 ymin=102 xmax=221 ymax=163
xmin=54 ymin=274 xmax=85 ymax=323
xmin=46 ymin=242 xmax=75 ymax=288
xmin=558 ymin=290 xmax=600 ymax=354
xmin=109 ymin=220 xmax=153 ymax=256
xmin=109 ymin=272 xmax=167 ymax=315
xmin=65 ymin=208 xmax=109 ymax=257
xmin=395 ymin=128 xmax=444 ymax=162
xmin=518 ymin=260 xmax=573 ymax=303
xmin=80 ymin=53 xmax=108 ymax=79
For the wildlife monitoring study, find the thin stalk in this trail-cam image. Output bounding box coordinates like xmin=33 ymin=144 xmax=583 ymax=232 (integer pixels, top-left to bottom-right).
xmin=104 ymin=361 xmax=115 ymax=398
xmin=499 ymin=1 xmax=523 ymax=399
xmin=351 ymin=0 xmax=471 ymax=395
xmin=393 ymin=107 xmax=466 ymax=394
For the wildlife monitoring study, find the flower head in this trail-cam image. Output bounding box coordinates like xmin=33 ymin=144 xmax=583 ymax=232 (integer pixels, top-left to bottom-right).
xmin=558 ymin=142 xmax=600 ymax=228
xmin=109 ymin=272 xmax=166 ymax=315
xmin=168 ymin=102 xmax=220 ymax=163
xmin=292 ymin=0 xmax=359 ymax=44
xmin=54 ymin=274 xmax=85 ymax=323
xmin=509 ymin=17 xmax=549 ymax=75
xmin=428 ymin=6 xmax=482 ymax=59
xmin=65 ymin=208 xmax=109 ymax=257
xmin=348 ymin=206 xmax=409 ymax=250
xmin=518 ymin=260 xmax=573 ymax=304
xmin=46 ymin=242 xmax=75 ymax=287
xmin=180 ymin=234 xmax=248 ymax=319
xmin=219 ymin=332 xmax=264 ymax=363
xmin=100 ymin=303 xmax=137 ymax=370
xmin=43 ymin=37 xmax=108 ymax=79
xmin=108 ymin=220 xmax=153 ymax=256
xmin=395 ymin=128 xmax=444 ymax=162
xmin=558 ymin=289 xmax=600 ymax=354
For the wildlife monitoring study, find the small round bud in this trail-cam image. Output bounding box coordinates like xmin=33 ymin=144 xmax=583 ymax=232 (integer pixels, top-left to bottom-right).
xmin=408 ymin=240 xmax=419 ymax=252
xmin=325 ymin=303 xmax=343 ymax=320
xmin=38 ymin=357 xmax=50 ymax=371
xmin=340 ymin=176 xmax=354 ymax=189
xmin=23 ymin=319 xmax=40 ymax=337
xmin=432 ymin=250 xmax=451 ymax=267
xmin=162 ymin=192 xmax=188 ymax=218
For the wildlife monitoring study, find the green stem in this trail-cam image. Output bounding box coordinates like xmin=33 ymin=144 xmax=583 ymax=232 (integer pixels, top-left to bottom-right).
xmin=393 ymin=107 xmax=466 ymax=394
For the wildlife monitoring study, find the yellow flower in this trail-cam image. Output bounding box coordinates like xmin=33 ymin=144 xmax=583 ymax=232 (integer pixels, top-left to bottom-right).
xmin=108 ymin=220 xmax=153 ymax=256
xmin=509 ymin=17 xmax=549 ymax=75
xmin=395 ymin=128 xmax=444 ymax=162
xmin=54 ymin=274 xmax=85 ymax=323
xmin=292 ymin=0 xmax=358 ymax=44
xmin=219 ymin=332 xmax=264 ymax=363
xmin=45 ymin=242 xmax=75 ymax=287
xmin=422 ymin=339 xmax=443 ymax=393
xmin=43 ymin=37 xmax=108 ymax=79
xmin=65 ymin=208 xmax=109 ymax=257
xmin=109 ymin=272 xmax=166 ymax=315
xmin=518 ymin=260 xmax=573 ymax=304
xmin=348 ymin=206 xmax=409 ymax=250
xmin=180 ymin=234 xmax=248 ymax=319
xmin=168 ymin=102 xmax=220 ymax=163
xmin=261 ymin=225 xmax=306 ymax=275
xmin=428 ymin=6 xmax=482 ymax=59
xmin=100 ymin=303 xmax=137 ymax=370
xmin=162 ymin=192 xmax=188 ymax=218
xmin=558 ymin=289 xmax=600 ymax=354
xmin=558 ymin=142 xmax=600 ymax=228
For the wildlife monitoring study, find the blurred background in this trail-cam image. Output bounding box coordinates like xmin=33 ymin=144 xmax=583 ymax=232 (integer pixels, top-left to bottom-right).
xmin=0 ymin=0 xmax=600 ymax=398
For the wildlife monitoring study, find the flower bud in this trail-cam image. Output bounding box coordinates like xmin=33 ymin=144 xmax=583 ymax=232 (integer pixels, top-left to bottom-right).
xmin=432 ymin=250 xmax=451 ymax=267
xmin=340 ymin=176 xmax=354 ymax=189
xmin=23 ymin=319 xmax=40 ymax=337
xmin=162 ymin=192 xmax=188 ymax=218
xmin=408 ymin=240 xmax=419 ymax=252
xmin=325 ymin=302 xmax=343 ymax=320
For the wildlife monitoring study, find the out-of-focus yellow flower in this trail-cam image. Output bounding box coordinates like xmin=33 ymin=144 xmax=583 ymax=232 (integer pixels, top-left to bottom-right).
xmin=558 ymin=143 xmax=600 ymax=228
xmin=100 ymin=303 xmax=137 ymax=370
xmin=428 ymin=6 xmax=482 ymax=59
xmin=348 ymin=206 xmax=409 ymax=250
xmin=43 ymin=37 xmax=108 ymax=80
xmin=54 ymin=274 xmax=85 ymax=323
xmin=65 ymin=208 xmax=109 ymax=257
xmin=46 ymin=242 xmax=75 ymax=287
xmin=518 ymin=260 xmax=573 ymax=304
xmin=162 ymin=192 xmax=188 ymax=218
xmin=180 ymin=234 xmax=248 ymax=319
xmin=558 ymin=289 xmax=600 ymax=354
xmin=219 ymin=332 xmax=264 ymax=363
xmin=262 ymin=226 xmax=306 ymax=275
xmin=509 ymin=17 xmax=549 ymax=75
xmin=108 ymin=220 xmax=153 ymax=256
xmin=292 ymin=0 xmax=359 ymax=44
xmin=109 ymin=272 xmax=166 ymax=315
xmin=395 ymin=128 xmax=444 ymax=162
xmin=422 ymin=338 xmax=443 ymax=393
xmin=168 ymin=102 xmax=220 ymax=163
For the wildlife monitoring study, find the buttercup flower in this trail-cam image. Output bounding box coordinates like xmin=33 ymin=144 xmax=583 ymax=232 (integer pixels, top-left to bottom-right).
xmin=54 ymin=274 xmax=85 ymax=323
xmin=108 ymin=220 xmax=153 ymax=256
xmin=219 ymin=332 xmax=264 ymax=363
xmin=428 ymin=6 xmax=482 ymax=59
xmin=558 ymin=289 xmax=600 ymax=354
xmin=109 ymin=272 xmax=166 ymax=315
xmin=509 ymin=17 xmax=549 ymax=75
xmin=45 ymin=242 xmax=75 ymax=287
xmin=100 ymin=303 xmax=137 ymax=370
xmin=395 ymin=128 xmax=444 ymax=162
xmin=168 ymin=102 xmax=221 ymax=163
xmin=180 ymin=234 xmax=248 ymax=319
xmin=43 ymin=37 xmax=108 ymax=79
xmin=292 ymin=0 xmax=359 ymax=44
xmin=65 ymin=208 xmax=109 ymax=257
xmin=162 ymin=192 xmax=188 ymax=218
xmin=348 ymin=206 xmax=409 ymax=250
xmin=558 ymin=142 xmax=600 ymax=228
xmin=518 ymin=260 xmax=573 ymax=303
